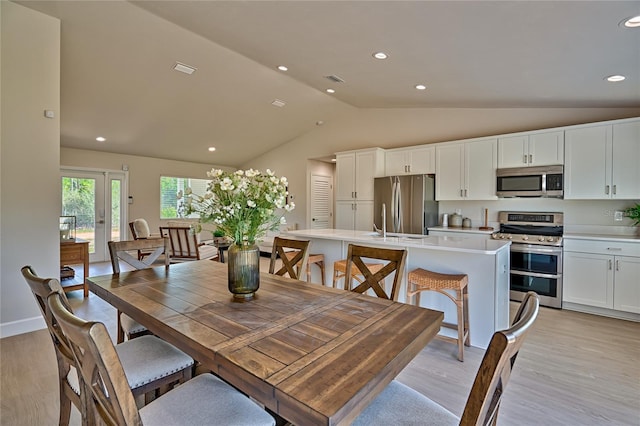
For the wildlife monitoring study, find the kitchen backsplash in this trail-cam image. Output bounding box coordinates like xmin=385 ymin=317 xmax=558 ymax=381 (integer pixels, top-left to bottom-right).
xmin=439 ymin=199 xmax=639 ymax=232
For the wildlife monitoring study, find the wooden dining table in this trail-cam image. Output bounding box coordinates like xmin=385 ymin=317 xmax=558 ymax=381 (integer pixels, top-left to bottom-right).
xmin=88 ymin=260 xmax=443 ymax=425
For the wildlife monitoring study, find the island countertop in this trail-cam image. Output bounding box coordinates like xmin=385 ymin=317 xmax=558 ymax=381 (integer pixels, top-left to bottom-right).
xmin=285 ymin=229 xmax=510 ymax=254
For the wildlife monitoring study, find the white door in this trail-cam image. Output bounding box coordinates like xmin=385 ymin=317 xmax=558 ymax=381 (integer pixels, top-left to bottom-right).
xmin=61 ymin=169 xmax=127 ymax=262
xmin=309 ymin=174 xmax=333 ymax=229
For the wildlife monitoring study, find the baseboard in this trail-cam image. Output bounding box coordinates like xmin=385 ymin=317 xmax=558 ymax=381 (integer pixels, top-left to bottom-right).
xmin=562 ymin=302 xmax=640 ymax=322
xmin=0 ymin=315 xmax=46 ymax=339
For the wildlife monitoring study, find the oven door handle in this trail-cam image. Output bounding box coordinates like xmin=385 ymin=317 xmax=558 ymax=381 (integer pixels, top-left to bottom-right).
xmin=509 ymin=245 xmax=563 ymax=254
xmin=510 ymin=270 xmax=562 ymax=279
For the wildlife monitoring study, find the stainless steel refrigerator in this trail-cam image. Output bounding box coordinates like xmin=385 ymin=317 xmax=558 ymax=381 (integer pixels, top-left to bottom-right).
xmin=373 ymin=175 xmax=439 ymax=235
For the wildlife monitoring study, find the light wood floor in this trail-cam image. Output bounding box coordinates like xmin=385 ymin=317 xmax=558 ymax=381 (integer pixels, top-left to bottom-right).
xmin=2 ymin=261 xmax=639 ymax=425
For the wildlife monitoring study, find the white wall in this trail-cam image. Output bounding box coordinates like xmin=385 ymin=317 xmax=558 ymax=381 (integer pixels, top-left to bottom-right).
xmin=61 ymin=147 xmax=234 ymax=237
xmin=1 ymin=2 xmax=61 ymax=337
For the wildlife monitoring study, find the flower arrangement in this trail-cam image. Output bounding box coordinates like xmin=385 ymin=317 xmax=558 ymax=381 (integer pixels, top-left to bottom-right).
xmin=178 ymin=168 xmax=295 ymax=245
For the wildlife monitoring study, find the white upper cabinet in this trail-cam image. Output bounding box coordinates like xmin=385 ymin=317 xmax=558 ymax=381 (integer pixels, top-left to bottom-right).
xmin=385 ymin=146 xmax=435 ymax=175
xmin=497 ymin=131 xmax=564 ymax=168
xmin=436 ymin=138 xmax=497 ymax=200
xmin=565 ymin=120 xmax=640 ymax=199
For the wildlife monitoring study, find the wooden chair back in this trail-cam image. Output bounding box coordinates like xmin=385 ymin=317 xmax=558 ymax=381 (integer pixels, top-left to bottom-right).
xmin=21 ymin=265 xmax=83 ymax=425
xmin=344 ymin=244 xmax=407 ymax=300
xmin=47 ymin=291 xmax=142 ymax=426
xmin=108 ymin=238 xmax=169 ymax=273
xmin=269 ymin=237 xmax=310 ymax=280
xmin=159 ymin=226 xmax=201 ymax=261
xmin=460 ymin=291 xmax=540 ymax=425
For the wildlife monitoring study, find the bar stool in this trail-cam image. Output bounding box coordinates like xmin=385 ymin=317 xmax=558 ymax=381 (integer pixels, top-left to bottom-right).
xmin=332 ymin=259 xmax=384 ymax=289
xmin=407 ymin=268 xmax=470 ymax=361
xmin=284 ymin=251 xmax=326 ymax=285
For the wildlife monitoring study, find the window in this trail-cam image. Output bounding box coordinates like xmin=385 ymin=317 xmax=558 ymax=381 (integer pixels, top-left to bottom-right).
xmin=160 ymin=176 xmax=210 ymax=219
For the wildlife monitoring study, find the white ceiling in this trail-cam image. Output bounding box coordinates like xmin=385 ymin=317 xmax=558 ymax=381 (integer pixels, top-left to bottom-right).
xmin=17 ymin=0 xmax=640 ymax=166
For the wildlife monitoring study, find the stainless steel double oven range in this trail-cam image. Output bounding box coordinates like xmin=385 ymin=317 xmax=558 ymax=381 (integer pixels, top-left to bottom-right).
xmin=492 ymin=212 xmax=564 ymax=308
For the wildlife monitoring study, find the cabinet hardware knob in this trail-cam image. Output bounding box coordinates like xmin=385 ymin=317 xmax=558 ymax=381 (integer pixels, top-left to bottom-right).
xmin=523 ymin=155 xmax=527 ymax=164
xmin=608 ymin=259 xmax=612 ymax=270
xmin=613 ymin=185 xmax=617 ymax=195
xmin=605 ymin=185 xmax=610 ymax=195
xmin=529 ymin=154 xmax=533 ymax=164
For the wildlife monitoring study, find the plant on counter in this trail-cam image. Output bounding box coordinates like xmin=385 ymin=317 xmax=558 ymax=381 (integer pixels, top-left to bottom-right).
xmin=178 ymin=168 xmax=295 ymax=245
xmin=624 ymin=203 xmax=640 ymax=226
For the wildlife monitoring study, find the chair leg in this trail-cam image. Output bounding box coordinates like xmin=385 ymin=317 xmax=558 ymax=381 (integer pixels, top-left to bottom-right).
xmin=117 ymin=310 xmax=125 ymax=343
xmin=58 ymin=386 xmax=72 ymax=426
xmin=464 ymin=285 xmax=471 ymax=347
xmin=318 ymin=261 xmax=326 ymax=286
xmin=455 ymin=289 xmax=464 ymax=362
xmin=332 ymin=269 xmax=339 ymax=288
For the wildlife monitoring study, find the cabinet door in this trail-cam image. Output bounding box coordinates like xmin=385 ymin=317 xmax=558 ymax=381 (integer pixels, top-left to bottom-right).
xmin=612 ymin=121 xmax=640 ymax=199
xmin=613 ymin=256 xmax=640 ymax=314
xmin=564 ymin=125 xmax=611 ymax=199
xmin=355 ymin=151 xmax=377 ymax=200
xmin=354 ymin=200 xmax=374 ymax=231
xmin=335 ymin=201 xmax=355 ymax=230
xmin=529 ymin=131 xmax=564 ymax=166
xmin=385 ymin=150 xmax=408 ymax=175
xmin=335 ymin=153 xmax=356 ymax=200
xmin=466 ymin=139 xmax=497 ymax=200
xmin=497 ymin=136 xmax=527 ymax=168
xmin=563 ymin=252 xmax=614 ymax=308
xmin=408 ymin=146 xmax=435 ymax=174
xmin=436 ymin=144 xmax=464 ymax=200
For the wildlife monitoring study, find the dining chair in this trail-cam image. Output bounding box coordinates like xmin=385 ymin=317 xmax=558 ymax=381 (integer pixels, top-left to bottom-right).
xmin=108 ymin=238 xmax=170 ymax=343
xmin=343 ymin=244 xmax=407 ymax=301
xmin=159 ymin=226 xmax=218 ymax=261
xmin=269 ymin=236 xmax=310 ymax=280
xmin=21 ymin=266 xmax=195 ymax=422
xmin=47 ymin=290 xmax=276 ymax=426
xmin=351 ymin=291 xmax=540 ymax=426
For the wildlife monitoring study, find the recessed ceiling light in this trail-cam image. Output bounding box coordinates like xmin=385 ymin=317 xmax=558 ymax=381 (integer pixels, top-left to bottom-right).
xmin=606 ymin=75 xmax=626 ymax=82
xmin=622 ymin=15 xmax=640 ymax=28
xmin=96 ymin=136 xmax=106 ymax=142
xmin=316 ymin=121 xmax=324 ymax=126
xmin=331 ymin=158 xmax=337 ymax=162
xmin=277 ymin=65 xmax=288 ymax=71
xmin=271 ymin=99 xmax=286 ymax=107
xmin=373 ymin=52 xmax=388 ymax=60
xmin=173 ymin=62 xmax=197 ymax=75
xmin=208 ymin=147 xmax=216 ymax=152
xmin=326 ymin=88 xmax=336 ymax=94
xmin=415 ymin=84 xmax=427 ymax=90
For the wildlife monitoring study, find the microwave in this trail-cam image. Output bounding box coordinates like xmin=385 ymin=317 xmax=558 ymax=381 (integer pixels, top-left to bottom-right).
xmin=496 ymin=165 xmax=564 ymax=198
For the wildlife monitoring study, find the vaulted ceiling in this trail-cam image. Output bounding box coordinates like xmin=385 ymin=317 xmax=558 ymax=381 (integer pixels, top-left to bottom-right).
xmin=17 ymin=1 xmax=640 ymax=166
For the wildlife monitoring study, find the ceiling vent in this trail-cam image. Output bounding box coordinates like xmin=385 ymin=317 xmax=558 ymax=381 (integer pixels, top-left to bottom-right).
xmin=271 ymin=99 xmax=286 ymax=107
xmin=173 ymin=62 xmax=197 ymax=75
xmin=324 ymin=74 xmax=345 ymax=83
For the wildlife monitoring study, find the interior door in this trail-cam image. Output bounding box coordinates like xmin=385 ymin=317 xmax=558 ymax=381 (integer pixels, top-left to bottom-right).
xmin=61 ymin=169 xmax=127 ymax=262
xmin=309 ymin=174 xmax=333 ymax=229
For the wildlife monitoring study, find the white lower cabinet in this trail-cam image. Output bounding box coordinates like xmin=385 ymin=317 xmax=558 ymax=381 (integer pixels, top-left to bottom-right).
xmin=335 ymin=200 xmax=373 ymax=231
xmin=563 ymin=238 xmax=640 ymax=314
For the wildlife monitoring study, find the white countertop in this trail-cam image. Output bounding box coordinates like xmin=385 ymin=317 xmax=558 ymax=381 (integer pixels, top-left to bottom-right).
xmin=428 ymin=226 xmax=496 ymax=235
xmin=563 ymin=233 xmax=640 ymax=243
xmin=285 ymin=229 xmax=510 ymax=255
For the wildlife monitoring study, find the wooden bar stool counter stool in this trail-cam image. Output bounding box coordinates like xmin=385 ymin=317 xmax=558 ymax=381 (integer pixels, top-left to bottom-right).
xmin=332 ymin=258 xmax=384 ymax=289
xmin=407 ymin=268 xmax=470 ymax=361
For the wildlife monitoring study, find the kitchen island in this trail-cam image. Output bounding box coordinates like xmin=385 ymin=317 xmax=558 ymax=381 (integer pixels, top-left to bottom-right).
xmin=284 ymin=229 xmax=511 ymax=349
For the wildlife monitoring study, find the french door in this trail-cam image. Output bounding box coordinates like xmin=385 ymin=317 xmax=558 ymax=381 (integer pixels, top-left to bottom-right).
xmin=61 ymin=169 xmax=128 ymax=262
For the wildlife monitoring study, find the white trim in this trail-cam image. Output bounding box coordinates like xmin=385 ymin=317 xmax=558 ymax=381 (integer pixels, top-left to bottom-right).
xmin=0 ymin=316 xmax=46 ymax=339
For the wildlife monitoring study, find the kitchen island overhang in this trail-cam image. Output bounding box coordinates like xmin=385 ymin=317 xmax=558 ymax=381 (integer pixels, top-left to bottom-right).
xmin=284 ymin=229 xmax=511 ymax=349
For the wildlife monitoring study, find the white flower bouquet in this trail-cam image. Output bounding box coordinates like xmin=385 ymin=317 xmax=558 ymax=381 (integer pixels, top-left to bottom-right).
xmin=179 ymin=168 xmax=295 ymax=245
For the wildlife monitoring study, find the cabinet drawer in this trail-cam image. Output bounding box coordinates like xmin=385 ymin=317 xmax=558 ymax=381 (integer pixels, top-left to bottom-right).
xmin=564 ymin=239 xmax=640 ymax=257
xmin=60 ymin=245 xmax=84 ymax=263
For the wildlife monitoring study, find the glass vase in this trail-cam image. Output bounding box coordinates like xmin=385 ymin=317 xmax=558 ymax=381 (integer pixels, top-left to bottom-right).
xmin=227 ymin=243 xmax=260 ymax=299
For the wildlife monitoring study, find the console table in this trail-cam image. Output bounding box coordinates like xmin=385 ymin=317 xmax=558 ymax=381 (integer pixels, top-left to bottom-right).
xmin=60 ymin=239 xmax=89 ymax=297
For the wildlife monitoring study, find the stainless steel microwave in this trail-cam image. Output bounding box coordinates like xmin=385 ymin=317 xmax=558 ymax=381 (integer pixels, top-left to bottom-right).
xmin=496 ymin=165 xmax=564 ymax=198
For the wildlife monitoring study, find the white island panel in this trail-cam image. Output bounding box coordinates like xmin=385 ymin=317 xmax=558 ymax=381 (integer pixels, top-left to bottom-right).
xmin=284 ymin=229 xmax=511 ymax=349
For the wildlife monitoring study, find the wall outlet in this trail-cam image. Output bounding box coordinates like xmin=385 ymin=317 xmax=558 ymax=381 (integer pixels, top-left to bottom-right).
xmin=614 ymin=210 xmax=623 ymax=221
